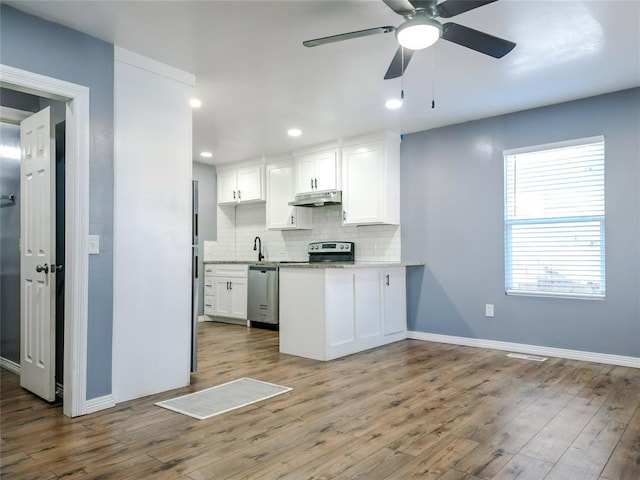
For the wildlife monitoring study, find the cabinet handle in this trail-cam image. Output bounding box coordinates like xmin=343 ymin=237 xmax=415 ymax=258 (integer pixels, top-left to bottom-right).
xmin=238 ymin=190 xmax=241 ymax=200
xmin=314 ymin=178 xmax=318 ymax=189
xmin=310 ymin=178 xmax=314 ymax=190
xmin=229 ymin=282 xmax=233 ymax=290
xmin=233 ymin=190 xmax=236 ymax=199
xmin=226 ymin=281 xmax=230 ymax=290
xmin=343 ymin=210 xmax=346 ymax=221
xmin=290 ymin=215 xmax=294 ymax=224
xmin=386 ymin=274 xmax=390 ymax=286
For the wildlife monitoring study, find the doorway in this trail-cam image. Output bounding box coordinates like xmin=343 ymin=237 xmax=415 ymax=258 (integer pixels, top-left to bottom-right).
xmin=0 ymin=92 xmax=66 ymax=399
xmin=0 ymin=64 xmax=91 ymax=417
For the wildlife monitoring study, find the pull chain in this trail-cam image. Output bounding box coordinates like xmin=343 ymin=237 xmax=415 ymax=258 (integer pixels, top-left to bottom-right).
xmin=401 ymin=47 xmax=405 ymax=101
xmin=431 ymin=46 xmax=436 ymax=109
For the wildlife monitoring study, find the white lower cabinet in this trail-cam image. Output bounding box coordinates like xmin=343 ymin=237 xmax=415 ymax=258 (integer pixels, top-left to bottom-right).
xmin=382 ymin=268 xmax=407 ymax=335
xmin=203 ymin=264 xmax=248 ymax=322
xmin=213 ymin=277 xmax=248 ymax=319
xmin=280 ymin=266 xmax=407 ymax=361
xmin=204 ymin=265 xmax=216 ymax=316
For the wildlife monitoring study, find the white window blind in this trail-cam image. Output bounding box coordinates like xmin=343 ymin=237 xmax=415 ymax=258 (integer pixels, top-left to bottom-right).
xmin=504 ymin=137 xmax=605 ymax=298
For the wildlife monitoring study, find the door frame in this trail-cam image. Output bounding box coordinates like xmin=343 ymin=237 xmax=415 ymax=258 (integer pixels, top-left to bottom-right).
xmin=1 ymin=64 xmax=90 ymax=417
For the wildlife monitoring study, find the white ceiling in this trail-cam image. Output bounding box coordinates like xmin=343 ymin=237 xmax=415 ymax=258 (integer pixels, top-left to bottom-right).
xmin=8 ymin=0 xmax=640 ymax=165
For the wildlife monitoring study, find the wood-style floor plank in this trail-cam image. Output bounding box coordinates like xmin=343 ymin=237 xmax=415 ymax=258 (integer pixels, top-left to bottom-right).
xmin=1 ymin=321 xmax=639 ymax=480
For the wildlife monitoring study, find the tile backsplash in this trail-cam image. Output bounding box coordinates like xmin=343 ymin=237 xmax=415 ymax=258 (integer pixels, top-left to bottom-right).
xmin=210 ymin=203 xmax=401 ymax=262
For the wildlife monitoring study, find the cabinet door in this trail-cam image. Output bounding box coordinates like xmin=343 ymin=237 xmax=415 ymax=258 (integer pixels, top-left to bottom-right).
xmin=325 ymin=271 xmax=355 ymax=347
xmin=314 ymin=149 xmax=338 ymax=192
xmin=342 ymin=143 xmax=385 ymax=225
xmin=218 ymin=170 xmax=238 ymax=204
xmin=382 ymin=268 xmax=407 ymax=335
xmin=295 ymin=153 xmax=317 ymax=194
xmin=213 ymin=278 xmax=232 ymax=316
xmin=229 ymin=278 xmax=248 ymax=319
xmin=267 ymin=164 xmax=312 ymax=230
xmin=237 ymin=165 xmax=263 ymax=203
xmin=354 ymin=269 xmax=381 ymax=339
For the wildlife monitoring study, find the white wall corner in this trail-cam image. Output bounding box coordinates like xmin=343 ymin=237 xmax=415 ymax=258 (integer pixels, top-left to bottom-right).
xmin=114 ymin=46 xmax=195 ymax=86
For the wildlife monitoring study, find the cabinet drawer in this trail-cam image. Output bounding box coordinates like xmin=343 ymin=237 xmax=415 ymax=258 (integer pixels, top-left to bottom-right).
xmin=213 ymin=264 xmax=248 ymax=277
xmin=204 ymin=295 xmax=216 ymax=315
xmin=204 ymin=278 xmax=215 ymax=296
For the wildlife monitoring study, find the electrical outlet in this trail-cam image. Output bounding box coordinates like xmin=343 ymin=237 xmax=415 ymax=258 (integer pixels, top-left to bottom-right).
xmin=485 ymin=304 xmax=495 ymax=317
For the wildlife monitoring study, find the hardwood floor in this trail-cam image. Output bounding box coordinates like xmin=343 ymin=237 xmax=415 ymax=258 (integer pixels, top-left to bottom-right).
xmin=1 ymin=321 xmax=639 ymax=479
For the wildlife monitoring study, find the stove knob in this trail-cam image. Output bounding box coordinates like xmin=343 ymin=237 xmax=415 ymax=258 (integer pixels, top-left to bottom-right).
xmin=340 ymin=245 xmax=344 ymax=250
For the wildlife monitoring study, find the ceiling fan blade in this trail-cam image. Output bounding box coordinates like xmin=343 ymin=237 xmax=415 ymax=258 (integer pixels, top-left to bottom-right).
xmin=303 ymin=26 xmax=394 ymax=47
xmin=382 ymin=0 xmax=416 ymax=16
xmin=384 ymin=47 xmax=415 ymax=79
xmin=437 ymin=0 xmax=499 ymax=19
xmin=441 ymin=22 xmax=515 ymax=58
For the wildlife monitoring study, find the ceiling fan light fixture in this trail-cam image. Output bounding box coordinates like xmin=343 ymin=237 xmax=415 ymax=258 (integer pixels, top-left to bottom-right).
xmin=396 ymin=16 xmax=442 ymax=50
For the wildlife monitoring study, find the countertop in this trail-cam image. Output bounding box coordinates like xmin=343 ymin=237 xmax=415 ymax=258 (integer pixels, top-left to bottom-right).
xmin=203 ymin=260 xmax=425 ymax=268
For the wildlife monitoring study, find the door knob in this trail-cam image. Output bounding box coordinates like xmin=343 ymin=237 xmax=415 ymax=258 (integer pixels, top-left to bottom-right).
xmin=35 ymin=263 xmax=49 ymax=274
xmin=54 ymin=264 xmax=63 ymax=273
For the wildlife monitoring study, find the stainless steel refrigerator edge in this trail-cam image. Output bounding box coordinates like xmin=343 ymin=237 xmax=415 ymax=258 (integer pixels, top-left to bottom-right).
xmin=190 ymin=180 xmax=198 ymax=372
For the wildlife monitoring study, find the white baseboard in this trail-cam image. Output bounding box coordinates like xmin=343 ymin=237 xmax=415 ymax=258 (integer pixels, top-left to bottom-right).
xmin=407 ymin=331 xmax=640 ymax=369
xmin=1 ymin=356 xmax=115 ymax=414
xmin=198 ymin=315 xmax=207 ymax=323
xmin=0 ymin=357 xmax=20 ymax=375
xmin=84 ymin=394 xmax=116 ymax=414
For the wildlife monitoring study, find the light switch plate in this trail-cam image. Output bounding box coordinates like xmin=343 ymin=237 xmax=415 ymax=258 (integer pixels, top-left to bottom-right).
xmin=88 ymin=234 xmax=100 ymax=254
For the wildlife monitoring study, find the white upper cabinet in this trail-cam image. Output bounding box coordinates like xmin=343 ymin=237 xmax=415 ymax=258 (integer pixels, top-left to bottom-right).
xmin=342 ymin=132 xmax=400 ymax=225
xmin=266 ymin=162 xmax=312 ymax=230
xmin=217 ymin=163 xmax=264 ymax=205
xmin=294 ymin=147 xmax=340 ymax=194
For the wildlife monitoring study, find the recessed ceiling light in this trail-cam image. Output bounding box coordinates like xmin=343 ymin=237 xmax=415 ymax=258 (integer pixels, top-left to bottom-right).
xmin=287 ymin=128 xmax=302 ymax=137
xmin=190 ymin=98 xmax=202 ymax=108
xmin=385 ymin=99 xmax=403 ymax=109
xmin=200 ymin=151 xmax=213 ymax=158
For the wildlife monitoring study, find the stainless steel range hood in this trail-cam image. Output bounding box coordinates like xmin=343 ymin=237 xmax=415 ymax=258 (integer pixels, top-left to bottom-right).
xmin=288 ymin=191 xmax=342 ymax=207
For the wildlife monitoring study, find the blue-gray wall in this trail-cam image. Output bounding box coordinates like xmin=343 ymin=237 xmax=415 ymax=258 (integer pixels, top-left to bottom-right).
xmin=1 ymin=4 xmax=114 ymax=398
xmin=193 ymin=161 xmax=217 ymax=316
xmin=401 ymin=88 xmax=640 ymax=358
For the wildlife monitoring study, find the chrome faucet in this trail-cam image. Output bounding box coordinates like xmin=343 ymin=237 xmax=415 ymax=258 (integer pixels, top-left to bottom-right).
xmin=253 ymin=236 xmax=264 ymax=262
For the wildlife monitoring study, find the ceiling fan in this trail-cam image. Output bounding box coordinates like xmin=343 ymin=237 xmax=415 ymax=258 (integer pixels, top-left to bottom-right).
xmin=303 ymin=0 xmax=516 ymax=79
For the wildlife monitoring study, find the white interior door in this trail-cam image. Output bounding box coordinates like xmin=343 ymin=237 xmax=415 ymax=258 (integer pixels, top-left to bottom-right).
xmin=20 ymin=106 xmax=56 ymax=402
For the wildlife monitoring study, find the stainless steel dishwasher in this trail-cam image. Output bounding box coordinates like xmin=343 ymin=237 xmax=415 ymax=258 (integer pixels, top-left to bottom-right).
xmin=248 ymin=265 xmax=279 ymax=326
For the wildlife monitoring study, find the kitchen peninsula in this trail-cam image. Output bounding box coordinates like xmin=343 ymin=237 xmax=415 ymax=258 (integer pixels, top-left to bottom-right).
xmin=279 ymin=261 xmax=422 ymax=361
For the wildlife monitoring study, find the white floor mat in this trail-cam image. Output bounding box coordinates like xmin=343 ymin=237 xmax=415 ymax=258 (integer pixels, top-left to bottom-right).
xmin=155 ymin=377 xmax=292 ymax=420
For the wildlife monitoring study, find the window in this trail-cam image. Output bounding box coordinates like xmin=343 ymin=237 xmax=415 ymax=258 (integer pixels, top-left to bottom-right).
xmin=504 ymin=136 xmax=605 ymax=298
